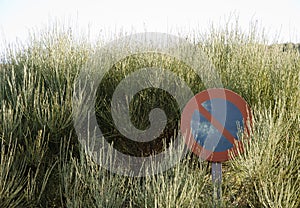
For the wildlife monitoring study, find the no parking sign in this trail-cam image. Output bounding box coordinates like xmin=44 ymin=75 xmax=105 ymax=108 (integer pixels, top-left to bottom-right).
xmin=180 ymin=88 xmax=252 ymax=206
xmin=181 ymin=88 xmax=252 ymax=162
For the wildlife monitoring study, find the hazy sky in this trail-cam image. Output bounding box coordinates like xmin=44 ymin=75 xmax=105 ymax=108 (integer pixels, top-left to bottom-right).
xmin=1 ymin=0 xmax=300 ymax=45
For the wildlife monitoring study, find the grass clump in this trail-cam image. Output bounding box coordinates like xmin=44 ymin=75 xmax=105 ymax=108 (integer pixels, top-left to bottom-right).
xmin=0 ymin=20 xmax=299 ymax=207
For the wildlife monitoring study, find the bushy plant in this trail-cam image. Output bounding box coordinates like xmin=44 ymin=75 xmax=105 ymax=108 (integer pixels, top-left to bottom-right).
xmin=0 ymin=19 xmax=299 ymax=207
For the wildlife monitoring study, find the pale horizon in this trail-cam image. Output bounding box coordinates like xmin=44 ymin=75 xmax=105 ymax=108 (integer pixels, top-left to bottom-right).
xmin=1 ymin=0 xmax=300 ymax=47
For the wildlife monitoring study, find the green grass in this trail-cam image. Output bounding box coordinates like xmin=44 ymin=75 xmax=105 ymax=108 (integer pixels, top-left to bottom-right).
xmin=0 ymin=20 xmax=299 ymax=207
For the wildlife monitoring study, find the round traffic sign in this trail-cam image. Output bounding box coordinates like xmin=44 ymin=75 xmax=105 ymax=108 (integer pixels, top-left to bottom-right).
xmin=180 ymin=88 xmax=252 ymax=162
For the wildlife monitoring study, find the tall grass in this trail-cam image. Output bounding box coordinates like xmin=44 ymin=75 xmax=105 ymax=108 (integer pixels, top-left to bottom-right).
xmin=0 ymin=20 xmax=299 ymax=207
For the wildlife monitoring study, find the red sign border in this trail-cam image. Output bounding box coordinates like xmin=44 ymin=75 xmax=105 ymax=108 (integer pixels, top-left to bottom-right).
xmin=180 ymin=88 xmax=252 ymax=162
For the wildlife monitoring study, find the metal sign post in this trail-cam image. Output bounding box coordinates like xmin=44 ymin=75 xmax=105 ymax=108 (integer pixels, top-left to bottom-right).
xmin=212 ymin=162 xmax=222 ymax=207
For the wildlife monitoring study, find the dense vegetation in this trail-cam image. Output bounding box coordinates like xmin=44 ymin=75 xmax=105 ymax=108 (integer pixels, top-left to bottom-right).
xmin=0 ymin=22 xmax=299 ymax=207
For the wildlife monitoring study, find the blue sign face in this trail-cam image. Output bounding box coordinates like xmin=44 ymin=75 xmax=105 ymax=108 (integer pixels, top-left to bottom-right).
xmin=190 ymin=98 xmax=244 ymax=152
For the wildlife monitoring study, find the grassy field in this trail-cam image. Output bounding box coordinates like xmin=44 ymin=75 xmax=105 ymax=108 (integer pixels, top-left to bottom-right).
xmin=0 ymin=22 xmax=299 ymax=207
